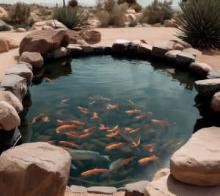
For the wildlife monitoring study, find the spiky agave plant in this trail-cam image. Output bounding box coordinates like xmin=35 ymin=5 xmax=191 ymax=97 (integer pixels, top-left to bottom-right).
xmin=175 ymin=0 xmax=220 ymax=49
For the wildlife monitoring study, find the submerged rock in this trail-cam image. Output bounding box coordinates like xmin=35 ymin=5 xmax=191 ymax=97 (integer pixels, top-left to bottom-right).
xmin=0 ymin=91 xmax=23 ymax=113
xmin=1 ymin=74 xmax=27 ymax=100
xmin=20 ymin=52 xmax=44 ymax=68
xmin=145 ymin=174 xmax=220 ymax=196
xmin=211 ymin=92 xmax=220 ymax=112
xmin=0 ymin=142 xmax=71 ymax=196
xmin=0 ymin=101 xmax=20 ymax=131
xmin=195 ymin=78 xmax=220 ymax=96
xmin=170 ymin=127 xmax=220 ymax=186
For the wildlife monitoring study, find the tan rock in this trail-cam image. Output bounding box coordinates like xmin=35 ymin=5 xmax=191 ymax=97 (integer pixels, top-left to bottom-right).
xmin=0 ymin=101 xmax=20 ymax=131
xmin=165 ymin=50 xmax=181 ymax=61
xmin=170 ymin=127 xmax=220 ymax=186
xmin=145 ymin=174 xmax=220 ymax=196
xmin=153 ymin=168 xmax=170 ymax=181
xmin=0 ymin=6 xmax=7 ymax=18
xmin=183 ymin=48 xmax=202 ymax=57
xmin=195 ymin=78 xmax=220 ymax=96
xmin=80 ymin=30 xmax=101 ymax=44
xmin=33 ymin=20 xmax=67 ymax=30
xmin=211 ymin=92 xmax=220 ymax=112
xmin=112 ymin=39 xmax=130 ymax=55
xmin=0 ymin=38 xmax=9 ymax=53
xmin=19 ymin=29 xmax=69 ymax=55
xmin=137 ymin=43 xmax=152 ymax=56
xmin=19 ymin=51 xmax=44 ymax=68
xmin=16 ymin=28 xmax=27 ymax=32
xmin=5 ymin=63 xmax=33 ymax=84
xmin=0 ymin=91 xmax=23 ymax=113
xmin=0 ymin=142 xmax=71 ymax=196
xmin=152 ymin=41 xmax=175 ymax=58
xmin=190 ymin=62 xmax=212 ymax=76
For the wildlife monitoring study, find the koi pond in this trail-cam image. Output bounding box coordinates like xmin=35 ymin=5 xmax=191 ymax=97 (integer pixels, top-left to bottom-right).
xmin=20 ymin=55 xmax=200 ymax=187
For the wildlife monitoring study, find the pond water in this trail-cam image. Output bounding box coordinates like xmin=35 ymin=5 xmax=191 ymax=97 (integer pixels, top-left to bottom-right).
xmin=20 ymin=55 xmax=200 ymax=187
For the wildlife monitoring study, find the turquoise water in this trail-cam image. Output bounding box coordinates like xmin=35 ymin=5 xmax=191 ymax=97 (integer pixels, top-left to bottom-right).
xmin=20 ymin=56 xmax=199 ymax=187
xmin=0 ymin=0 xmax=180 ymax=7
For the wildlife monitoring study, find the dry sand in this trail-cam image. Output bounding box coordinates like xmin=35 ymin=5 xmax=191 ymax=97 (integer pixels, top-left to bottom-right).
xmin=0 ymin=27 xmax=219 ymax=81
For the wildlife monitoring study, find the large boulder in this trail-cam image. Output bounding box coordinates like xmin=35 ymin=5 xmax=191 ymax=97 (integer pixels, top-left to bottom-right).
xmin=5 ymin=64 xmax=33 ymax=84
xmin=211 ymin=92 xmax=220 ymax=112
xmin=0 ymin=91 xmax=23 ymax=113
xmin=170 ymin=127 xmax=220 ymax=186
xmin=0 ymin=142 xmax=71 ymax=196
xmin=80 ymin=30 xmax=101 ymax=44
xmin=145 ymin=174 xmax=220 ymax=196
xmin=19 ymin=29 xmax=69 ymax=55
xmin=1 ymin=74 xmax=27 ymax=101
xmin=0 ymin=20 xmax=12 ymax=31
xmin=0 ymin=101 xmax=20 ymax=131
xmin=19 ymin=52 xmax=44 ymax=68
xmin=195 ymin=78 xmax=220 ymax=96
xmin=152 ymin=41 xmax=175 ymax=58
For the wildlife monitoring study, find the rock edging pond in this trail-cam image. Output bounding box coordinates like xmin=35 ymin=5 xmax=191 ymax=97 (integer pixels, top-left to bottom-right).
xmin=0 ymin=29 xmax=220 ymax=195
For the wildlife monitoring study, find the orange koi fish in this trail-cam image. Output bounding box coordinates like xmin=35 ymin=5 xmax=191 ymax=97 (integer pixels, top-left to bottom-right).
xmin=91 ymin=112 xmax=99 ymax=120
xmin=142 ymin=144 xmax=155 ymax=153
xmin=99 ymin=124 xmax=110 ymax=131
xmin=129 ymin=128 xmax=141 ymax=134
xmin=105 ymin=142 xmax=124 ymax=150
xmin=138 ymin=155 xmax=158 ymax=165
xmin=135 ymin=115 xmax=145 ymax=120
xmin=106 ymin=125 xmax=119 ymax=133
xmin=66 ymin=132 xmax=93 ymax=139
xmin=81 ymin=168 xmax=109 ymax=177
xmin=56 ymin=124 xmax=77 ymax=134
xmin=32 ymin=113 xmax=46 ymax=123
xmin=59 ymin=141 xmax=80 ymax=149
xmin=151 ymin=119 xmax=171 ymax=127
xmin=106 ymin=131 xmax=119 ymax=138
xmin=125 ymin=109 xmax=141 ymax=115
xmin=131 ymin=137 xmax=141 ymax=147
xmin=77 ymin=106 xmax=88 ymax=114
xmin=124 ymin=127 xmax=133 ymax=132
xmin=106 ymin=103 xmax=119 ymax=110
xmin=82 ymin=128 xmax=94 ymax=133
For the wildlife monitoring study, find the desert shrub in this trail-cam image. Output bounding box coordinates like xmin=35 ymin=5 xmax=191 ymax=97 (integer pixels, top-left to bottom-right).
xmin=96 ymin=0 xmax=128 ymax=27
xmin=118 ymin=0 xmax=142 ymax=12
xmin=54 ymin=6 xmax=89 ymax=29
xmin=175 ymin=0 xmax=220 ymax=49
xmin=141 ymin=0 xmax=173 ymax=24
xmin=6 ymin=3 xmax=31 ymax=25
xmin=68 ymin=0 xmax=78 ymax=8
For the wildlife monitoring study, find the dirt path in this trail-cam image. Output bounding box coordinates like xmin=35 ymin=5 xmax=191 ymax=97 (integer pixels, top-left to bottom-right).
xmin=0 ymin=27 xmax=219 ymax=81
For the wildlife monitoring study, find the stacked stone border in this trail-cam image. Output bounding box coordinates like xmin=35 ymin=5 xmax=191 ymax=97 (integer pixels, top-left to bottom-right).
xmin=0 ymin=35 xmax=220 ymax=195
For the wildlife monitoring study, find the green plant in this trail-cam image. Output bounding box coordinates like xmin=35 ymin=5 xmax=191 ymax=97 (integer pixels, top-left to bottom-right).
xmin=53 ymin=6 xmax=89 ymax=29
xmin=118 ymin=0 xmax=142 ymax=12
xmin=6 ymin=3 xmax=31 ymax=25
xmin=141 ymin=0 xmax=173 ymax=24
xmin=175 ymin=0 xmax=220 ymax=49
xmin=96 ymin=0 xmax=128 ymax=27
